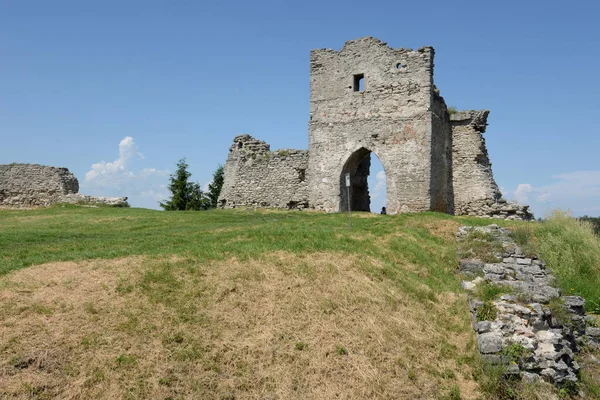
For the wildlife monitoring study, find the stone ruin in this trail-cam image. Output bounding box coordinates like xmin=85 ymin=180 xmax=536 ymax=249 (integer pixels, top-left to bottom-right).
xmin=218 ymin=37 xmax=533 ymax=220
xmin=458 ymin=225 xmax=600 ymax=388
xmin=0 ymin=163 xmax=128 ymax=208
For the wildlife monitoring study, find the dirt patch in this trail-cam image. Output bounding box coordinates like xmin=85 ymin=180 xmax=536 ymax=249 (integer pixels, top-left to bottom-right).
xmin=0 ymin=254 xmax=480 ymax=399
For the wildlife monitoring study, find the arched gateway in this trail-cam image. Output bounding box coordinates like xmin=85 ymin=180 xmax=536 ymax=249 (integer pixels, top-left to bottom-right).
xmin=338 ymin=148 xmax=386 ymax=212
xmin=217 ymin=37 xmax=533 ymax=220
xmin=307 ymin=38 xmax=452 ymax=214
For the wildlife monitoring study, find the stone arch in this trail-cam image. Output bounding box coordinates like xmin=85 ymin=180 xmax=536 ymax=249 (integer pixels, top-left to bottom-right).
xmin=338 ymin=147 xmax=387 ymax=212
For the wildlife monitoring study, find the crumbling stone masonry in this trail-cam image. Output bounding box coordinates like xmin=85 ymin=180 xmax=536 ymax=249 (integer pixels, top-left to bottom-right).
xmin=0 ymin=163 xmax=128 ymax=208
xmin=458 ymin=225 xmax=599 ymax=387
xmin=219 ymin=135 xmax=309 ymax=209
xmin=218 ymin=37 xmax=532 ymax=220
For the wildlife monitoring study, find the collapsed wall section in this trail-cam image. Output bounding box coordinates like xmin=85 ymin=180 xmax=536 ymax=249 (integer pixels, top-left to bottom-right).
xmin=218 ymin=135 xmax=309 ymax=209
xmin=0 ymin=163 xmax=128 ymax=208
xmin=451 ymin=111 xmax=533 ymax=220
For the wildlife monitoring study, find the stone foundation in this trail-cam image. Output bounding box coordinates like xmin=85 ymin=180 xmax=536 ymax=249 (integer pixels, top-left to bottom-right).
xmin=458 ymin=225 xmax=597 ymax=387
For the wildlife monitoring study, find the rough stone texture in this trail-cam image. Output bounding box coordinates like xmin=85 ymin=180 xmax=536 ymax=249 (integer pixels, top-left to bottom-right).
xmin=458 ymin=225 xmax=597 ymax=388
xmin=218 ymin=135 xmax=309 ymax=209
xmin=219 ymin=37 xmax=532 ymax=220
xmin=0 ymin=163 xmax=128 ymax=208
xmin=307 ymin=38 xmax=451 ymax=214
xmin=451 ymin=111 xmax=533 ymax=220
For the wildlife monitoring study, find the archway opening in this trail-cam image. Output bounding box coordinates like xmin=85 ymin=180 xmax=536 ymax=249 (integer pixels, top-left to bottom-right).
xmin=339 ymin=148 xmax=387 ymax=213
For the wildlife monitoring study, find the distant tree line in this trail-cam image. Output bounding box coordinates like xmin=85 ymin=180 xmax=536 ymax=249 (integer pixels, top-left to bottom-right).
xmin=160 ymin=158 xmax=224 ymax=211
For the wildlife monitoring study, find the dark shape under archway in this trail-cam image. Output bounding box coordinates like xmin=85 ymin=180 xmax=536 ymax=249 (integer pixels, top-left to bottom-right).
xmin=339 ymin=147 xmax=382 ymax=212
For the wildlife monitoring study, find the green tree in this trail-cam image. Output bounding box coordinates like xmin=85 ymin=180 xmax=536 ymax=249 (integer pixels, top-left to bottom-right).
xmin=160 ymin=158 xmax=209 ymax=211
xmin=207 ymin=164 xmax=224 ymax=208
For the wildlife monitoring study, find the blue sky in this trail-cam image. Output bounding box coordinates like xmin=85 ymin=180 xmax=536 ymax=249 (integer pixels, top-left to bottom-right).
xmin=1 ymin=1 xmax=599 ymax=216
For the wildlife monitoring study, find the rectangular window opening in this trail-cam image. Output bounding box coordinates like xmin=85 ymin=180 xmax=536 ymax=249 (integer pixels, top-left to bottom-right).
xmin=353 ymin=74 xmax=364 ymax=92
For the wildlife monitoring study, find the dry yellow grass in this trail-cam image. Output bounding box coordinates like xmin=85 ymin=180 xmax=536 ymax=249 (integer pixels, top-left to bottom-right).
xmin=0 ymin=252 xmax=480 ymax=399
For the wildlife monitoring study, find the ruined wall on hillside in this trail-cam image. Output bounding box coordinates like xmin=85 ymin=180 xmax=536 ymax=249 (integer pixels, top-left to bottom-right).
xmin=218 ymin=135 xmax=309 ymax=209
xmin=217 ymin=37 xmax=533 ymax=220
xmin=451 ymin=111 xmax=533 ymax=220
xmin=0 ymin=163 xmax=128 ymax=208
xmin=308 ymin=37 xmax=452 ymax=214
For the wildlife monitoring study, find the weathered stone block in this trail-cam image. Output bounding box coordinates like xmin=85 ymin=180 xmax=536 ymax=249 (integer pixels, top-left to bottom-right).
xmin=478 ymin=332 xmax=503 ymax=354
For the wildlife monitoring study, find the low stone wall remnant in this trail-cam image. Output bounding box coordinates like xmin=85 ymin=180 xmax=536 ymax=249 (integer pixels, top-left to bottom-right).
xmin=457 ymin=225 xmax=598 ymax=388
xmin=0 ymin=163 xmax=128 ymax=208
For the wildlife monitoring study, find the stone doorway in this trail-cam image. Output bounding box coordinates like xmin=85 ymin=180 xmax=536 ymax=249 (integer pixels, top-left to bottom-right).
xmin=339 ymin=148 xmax=386 ymax=213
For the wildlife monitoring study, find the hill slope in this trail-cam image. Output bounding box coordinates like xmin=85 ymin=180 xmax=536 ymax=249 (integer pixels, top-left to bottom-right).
xmin=0 ymin=207 xmax=597 ymax=399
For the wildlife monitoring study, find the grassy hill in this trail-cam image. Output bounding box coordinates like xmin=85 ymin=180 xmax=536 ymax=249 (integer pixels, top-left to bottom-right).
xmin=0 ymin=206 xmax=598 ymax=399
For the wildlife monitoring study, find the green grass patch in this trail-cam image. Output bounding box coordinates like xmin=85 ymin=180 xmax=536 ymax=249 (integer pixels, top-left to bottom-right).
xmin=476 ymin=301 xmax=498 ymax=322
xmin=474 ymin=282 xmax=513 ymax=302
xmin=2 ymin=206 xmax=596 ymax=398
xmin=501 ymin=343 xmax=530 ymax=364
xmin=457 ymin=229 xmax=504 ymax=263
xmin=534 ymin=211 xmax=600 ymax=312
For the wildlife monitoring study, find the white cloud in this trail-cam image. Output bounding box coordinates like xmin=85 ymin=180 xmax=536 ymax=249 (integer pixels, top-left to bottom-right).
xmin=512 ymin=183 xmax=532 ymax=204
xmin=81 ymin=137 xmax=170 ymax=209
xmin=508 ymin=170 xmax=600 ymax=217
xmin=84 ymin=137 xmax=142 ymax=182
xmin=371 ymin=170 xmax=386 ymax=200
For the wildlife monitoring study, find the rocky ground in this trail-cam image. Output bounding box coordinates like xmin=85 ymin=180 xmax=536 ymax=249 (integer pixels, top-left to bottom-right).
xmin=457 ymin=224 xmax=600 ymax=388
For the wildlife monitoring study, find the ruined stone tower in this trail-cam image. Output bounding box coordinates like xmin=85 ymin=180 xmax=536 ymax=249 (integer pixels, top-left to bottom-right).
xmin=308 ymin=37 xmax=451 ymax=214
xmin=218 ymin=37 xmax=532 ymax=220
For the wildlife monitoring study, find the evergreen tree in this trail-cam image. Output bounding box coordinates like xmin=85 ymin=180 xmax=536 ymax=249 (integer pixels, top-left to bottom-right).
xmin=160 ymin=158 xmax=208 ymax=211
xmin=207 ymin=164 xmax=224 ymax=208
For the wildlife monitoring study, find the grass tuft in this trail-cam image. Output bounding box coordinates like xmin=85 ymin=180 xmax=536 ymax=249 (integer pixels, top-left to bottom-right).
xmin=457 ymin=229 xmax=503 ymax=263
xmin=474 ymin=282 xmax=512 ymax=302
xmin=476 ymin=302 xmax=498 ymax=322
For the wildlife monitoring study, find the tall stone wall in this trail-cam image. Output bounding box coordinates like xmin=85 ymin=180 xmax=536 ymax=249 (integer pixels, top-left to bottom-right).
xmin=217 ymin=37 xmax=532 ymax=220
xmin=431 ymin=89 xmax=454 ymax=213
xmin=0 ymin=163 xmax=128 ymax=208
xmin=308 ymin=37 xmax=451 ymax=214
xmin=451 ymin=111 xmax=532 ymax=220
xmin=218 ymin=135 xmax=309 ymax=209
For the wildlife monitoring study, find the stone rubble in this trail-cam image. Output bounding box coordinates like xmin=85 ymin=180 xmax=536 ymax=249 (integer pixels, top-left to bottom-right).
xmin=457 ymin=224 xmax=598 ymax=387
